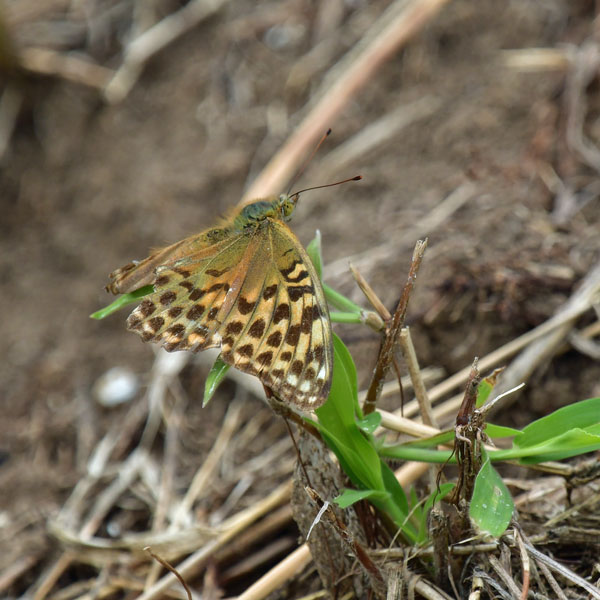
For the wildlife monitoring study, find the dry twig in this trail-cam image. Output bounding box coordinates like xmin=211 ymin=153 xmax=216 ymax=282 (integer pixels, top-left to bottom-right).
xmin=364 ymin=239 xmax=427 ymax=415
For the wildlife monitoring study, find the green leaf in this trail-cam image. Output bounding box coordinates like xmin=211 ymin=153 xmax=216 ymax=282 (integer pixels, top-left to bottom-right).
xmin=316 ymin=334 xmax=360 ymax=420
xmin=203 ymin=356 xmax=230 ymax=407
xmin=317 ymin=426 xmax=384 ymax=491
xmin=312 ymin=334 xmax=417 ymax=542
xmin=356 ymin=411 xmax=382 ymax=434
xmin=470 ymin=448 xmax=514 ymax=537
xmin=517 ymin=428 xmax=600 ymax=464
xmin=477 ymin=369 xmax=504 ymax=408
xmin=90 ymin=285 xmax=154 ymax=319
xmin=335 ymin=488 xmax=388 ymax=509
xmin=397 ymin=430 xmax=456 ymax=448
xmin=476 ymin=377 xmax=495 ymax=408
xmin=424 ymin=483 xmax=454 ymax=512
xmin=306 ymin=231 xmax=323 ymax=279
xmin=314 ymin=337 xmax=383 ymax=490
xmin=485 ymin=424 xmax=521 ymax=439
xmin=380 ymin=460 xmax=410 ymax=516
xmin=383 ymin=424 xmax=519 ymax=455
xmin=515 ymin=397 xmax=600 ymax=449
xmin=379 ymin=444 xmax=455 ymax=463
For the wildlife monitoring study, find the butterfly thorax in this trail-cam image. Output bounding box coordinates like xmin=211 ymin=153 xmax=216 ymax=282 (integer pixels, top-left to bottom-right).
xmin=232 ymin=195 xmax=298 ymax=232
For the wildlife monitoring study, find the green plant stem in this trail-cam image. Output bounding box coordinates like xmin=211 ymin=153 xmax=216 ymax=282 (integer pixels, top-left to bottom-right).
xmin=330 ymin=311 xmax=364 ymax=324
xmin=324 ymin=283 xmax=363 ymax=314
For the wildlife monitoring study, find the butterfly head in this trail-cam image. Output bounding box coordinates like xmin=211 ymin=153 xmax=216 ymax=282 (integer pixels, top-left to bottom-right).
xmin=276 ymin=193 xmax=299 ymax=222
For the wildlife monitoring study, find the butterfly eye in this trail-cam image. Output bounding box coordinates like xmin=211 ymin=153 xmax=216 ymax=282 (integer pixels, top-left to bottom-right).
xmin=279 ymin=195 xmax=297 ymax=221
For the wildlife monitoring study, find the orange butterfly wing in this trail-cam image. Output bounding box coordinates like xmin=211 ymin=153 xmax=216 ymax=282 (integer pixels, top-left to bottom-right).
xmin=117 ymin=217 xmax=332 ymax=409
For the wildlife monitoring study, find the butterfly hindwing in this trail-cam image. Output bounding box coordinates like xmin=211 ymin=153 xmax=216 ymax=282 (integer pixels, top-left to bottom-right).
xmin=125 ymin=233 xmax=249 ymax=352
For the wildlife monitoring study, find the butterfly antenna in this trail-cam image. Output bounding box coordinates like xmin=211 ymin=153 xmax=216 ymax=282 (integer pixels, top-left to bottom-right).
xmin=286 ymin=128 xmax=332 ymax=195
xmin=291 ymin=175 xmax=362 ymax=197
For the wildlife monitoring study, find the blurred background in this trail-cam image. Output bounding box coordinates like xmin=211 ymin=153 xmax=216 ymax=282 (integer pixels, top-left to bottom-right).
xmin=1 ymin=0 xmax=599 ymax=597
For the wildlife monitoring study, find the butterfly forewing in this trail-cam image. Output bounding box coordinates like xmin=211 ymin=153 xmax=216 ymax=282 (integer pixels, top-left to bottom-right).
xmin=120 ymin=212 xmax=332 ymax=410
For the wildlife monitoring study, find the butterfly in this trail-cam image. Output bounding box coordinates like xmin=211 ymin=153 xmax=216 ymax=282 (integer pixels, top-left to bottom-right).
xmin=107 ymin=194 xmax=333 ymax=410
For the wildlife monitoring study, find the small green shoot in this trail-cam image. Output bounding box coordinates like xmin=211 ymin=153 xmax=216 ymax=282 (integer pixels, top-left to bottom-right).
xmin=204 ymin=357 xmax=231 ymax=407
xmin=90 ymin=285 xmax=153 ymax=319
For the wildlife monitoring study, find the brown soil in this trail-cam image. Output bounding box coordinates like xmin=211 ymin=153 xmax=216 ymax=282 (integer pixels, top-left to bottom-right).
xmin=1 ymin=0 xmax=599 ymax=598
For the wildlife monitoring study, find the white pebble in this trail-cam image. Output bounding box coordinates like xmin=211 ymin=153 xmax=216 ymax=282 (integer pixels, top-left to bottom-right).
xmin=94 ymin=367 xmax=139 ymax=407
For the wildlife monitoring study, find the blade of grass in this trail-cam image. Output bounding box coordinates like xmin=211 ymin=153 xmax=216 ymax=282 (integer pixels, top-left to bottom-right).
xmin=90 ymin=285 xmax=153 ymax=319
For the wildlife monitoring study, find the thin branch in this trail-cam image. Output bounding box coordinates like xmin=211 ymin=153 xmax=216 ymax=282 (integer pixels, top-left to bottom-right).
xmin=19 ymin=47 xmax=113 ymax=89
xmin=398 ymin=327 xmax=437 ymax=428
xmin=363 ymin=239 xmax=427 ymax=415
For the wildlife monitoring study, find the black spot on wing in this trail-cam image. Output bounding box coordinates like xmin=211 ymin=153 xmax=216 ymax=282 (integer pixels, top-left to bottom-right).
xmin=139 ymin=299 xmax=156 ymax=317
xmin=226 ymin=321 xmax=244 ymax=336
xmin=168 ymin=306 xmax=183 ymax=318
xmin=160 ymin=291 xmax=177 ymax=306
xmin=267 ymin=331 xmax=283 ymax=348
xmin=291 ymin=360 xmax=304 ymax=376
xmin=257 ymin=351 xmax=273 ymax=367
xmin=314 ymin=345 xmax=324 ymax=362
xmin=148 ymin=316 xmax=164 ymax=332
xmin=248 ymin=318 xmax=266 ymax=339
xmin=187 ymin=304 xmax=205 ymax=320
xmin=189 ymin=288 xmax=205 ymax=301
xmin=179 ymin=280 xmax=194 ymax=291
xmin=206 ymin=267 xmax=230 ymax=277
xmin=300 ymin=306 xmax=313 ymax=334
xmin=236 ymin=344 xmax=254 ymax=358
xmin=285 ymin=325 xmax=300 ymax=346
xmin=238 ymin=297 xmax=256 ymax=315
xmin=173 ymin=267 xmax=192 ymax=278
xmin=273 ymin=303 xmax=290 ymax=324
xmin=167 ymin=324 xmax=185 ymax=337
xmin=288 ymin=286 xmax=314 ymax=302
xmin=263 ymin=284 xmax=278 ymax=300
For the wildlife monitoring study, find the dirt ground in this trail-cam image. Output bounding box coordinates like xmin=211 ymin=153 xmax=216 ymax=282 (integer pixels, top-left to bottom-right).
xmin=1 ymin=0 xmax=599 ymax=597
